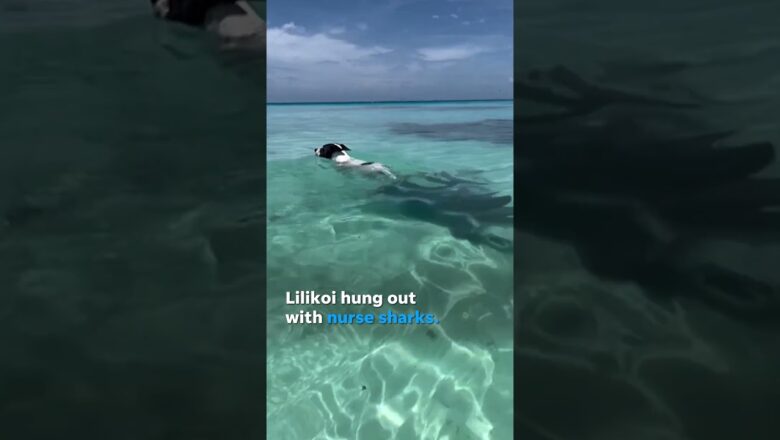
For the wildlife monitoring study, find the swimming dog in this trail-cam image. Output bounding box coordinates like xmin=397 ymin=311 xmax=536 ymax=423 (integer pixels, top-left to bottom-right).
xmin=314 ymin=143 xmax=397 ymax=179
xmin=150 ymin=0 xmax=265 ymax=47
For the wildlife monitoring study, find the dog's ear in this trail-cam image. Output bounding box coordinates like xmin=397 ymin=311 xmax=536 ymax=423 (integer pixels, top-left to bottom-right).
xmin=337 ymin=143 xmax=351 ymax=151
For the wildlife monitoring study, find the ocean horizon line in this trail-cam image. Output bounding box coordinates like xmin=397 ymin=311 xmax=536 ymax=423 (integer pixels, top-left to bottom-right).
xmin=267 ymin=98 xmax=513 ymax=106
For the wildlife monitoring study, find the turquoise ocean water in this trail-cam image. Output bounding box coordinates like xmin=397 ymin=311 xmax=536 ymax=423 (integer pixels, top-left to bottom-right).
xmin=267 ymin=101 xmax=514 ymax=439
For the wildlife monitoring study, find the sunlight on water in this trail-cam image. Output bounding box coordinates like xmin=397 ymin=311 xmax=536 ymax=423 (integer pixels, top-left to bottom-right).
xmin=267 ymin=101 xmax=514 ymax=439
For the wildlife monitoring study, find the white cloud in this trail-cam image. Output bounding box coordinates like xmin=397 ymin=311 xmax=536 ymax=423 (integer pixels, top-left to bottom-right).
xmin=417 ymin=44 xmax=487 ymax=62
xmin=357 ymin=22 xmax=368 ymax=31
xmin=462 ymin=20 xmax=471 ymax=25
xmin=268 ymin=22 xmax=398 ymax=100
xmin=450 ymin=13 xmax=459 ymax=19
xmin=432 ymin=14 xmax=440 ymax=19
xmin=328 ymin=26 xmax=346 ymax=35
xmin=268 ymin=23 xmax=391 ymax=65
xmin=281 ymin=22 xmax=303 ymax=32
xmin=266 ymin=20 xmax=511 ymax=101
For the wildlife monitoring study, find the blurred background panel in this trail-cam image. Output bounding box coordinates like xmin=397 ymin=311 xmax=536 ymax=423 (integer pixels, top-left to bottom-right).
xmin=515 ymin=0 xmax=780 ymax=439
xmin=0 ymin=2 xmax=266 ymax=439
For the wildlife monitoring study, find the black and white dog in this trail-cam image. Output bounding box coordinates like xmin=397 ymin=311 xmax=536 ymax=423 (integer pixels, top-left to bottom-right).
xmin=314 ymin=143 xmax=397 ymax=179
xmin=150 ymin=0 xmax=265 ymax=48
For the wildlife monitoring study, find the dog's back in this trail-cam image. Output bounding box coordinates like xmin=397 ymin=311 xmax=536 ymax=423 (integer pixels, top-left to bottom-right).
xmin=314 ymin=143 xmax=397 ymax=179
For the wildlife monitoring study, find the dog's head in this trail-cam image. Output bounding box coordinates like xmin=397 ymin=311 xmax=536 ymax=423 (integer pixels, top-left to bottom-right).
xmin=314 ymin=143 xmax=351 ymax=160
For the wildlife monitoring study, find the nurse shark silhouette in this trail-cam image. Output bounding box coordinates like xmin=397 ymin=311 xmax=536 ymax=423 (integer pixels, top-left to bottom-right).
xmin=363 ymin=171 xmax=513 ymax=252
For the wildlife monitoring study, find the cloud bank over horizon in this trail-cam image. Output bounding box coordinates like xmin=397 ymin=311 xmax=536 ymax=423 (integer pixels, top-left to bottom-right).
xmin=267 ymin=0 xmax=512 ymax=102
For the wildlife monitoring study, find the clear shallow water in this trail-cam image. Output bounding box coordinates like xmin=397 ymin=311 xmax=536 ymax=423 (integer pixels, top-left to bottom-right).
xmin=267 ymin=101 xmax=514 ymax=439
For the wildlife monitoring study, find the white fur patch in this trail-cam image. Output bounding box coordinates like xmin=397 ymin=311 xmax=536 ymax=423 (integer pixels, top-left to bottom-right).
xmin=205 ymin=1 xmax=265 ymax=39
xmin=152 ymin=0 xmax=170 ymax=17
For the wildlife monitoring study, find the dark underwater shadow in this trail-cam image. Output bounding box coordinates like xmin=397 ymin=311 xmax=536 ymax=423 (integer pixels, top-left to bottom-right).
xmin=516 ymin=64 xmax=780 ymax=320
xmin=389 ymin=119 xmax=514 ymax=145
xmin=514 ymin=61 xmax=780 ymax=440
xmin=0 ymin=10 xmax=266 ymax=439
xmin=356 ymin=171 xmax=513 ymax=253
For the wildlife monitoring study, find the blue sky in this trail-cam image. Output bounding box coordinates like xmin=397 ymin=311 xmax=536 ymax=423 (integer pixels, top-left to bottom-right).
xmin=267 ymin=0 xmax=513 ymax=102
